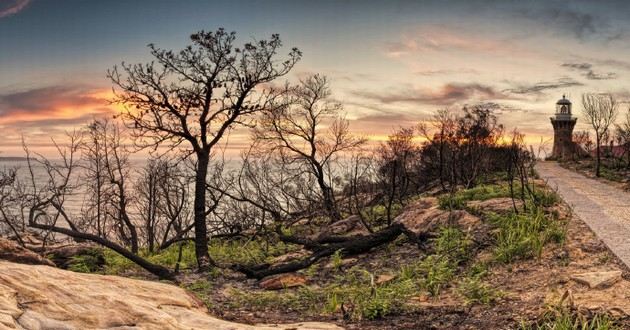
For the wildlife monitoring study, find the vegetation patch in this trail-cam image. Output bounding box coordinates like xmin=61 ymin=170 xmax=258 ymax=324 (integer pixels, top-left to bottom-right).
xmin=438 ymin=184 xmax=514 ymax=210
xmin=521 ymin=305 xmax=621 ymax=330
xmin=491 ymin=207 xmax=566 ymax=264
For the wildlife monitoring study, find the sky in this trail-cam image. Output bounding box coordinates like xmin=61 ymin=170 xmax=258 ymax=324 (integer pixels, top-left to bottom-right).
xmin=2 ymin=0 xmax=630 ymax=157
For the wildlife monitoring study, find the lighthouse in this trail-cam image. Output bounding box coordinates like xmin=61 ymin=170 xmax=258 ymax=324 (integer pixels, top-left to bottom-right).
xmin=550 ymin=95 xmax=578 ymax=159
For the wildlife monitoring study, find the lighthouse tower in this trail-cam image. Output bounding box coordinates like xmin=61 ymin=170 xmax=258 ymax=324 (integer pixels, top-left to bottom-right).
xmin=550 ymin=95 xmax=577 ymax=159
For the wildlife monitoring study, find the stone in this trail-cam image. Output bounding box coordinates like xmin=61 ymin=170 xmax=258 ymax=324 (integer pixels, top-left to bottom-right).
xmin=259 ymin=273 xmax=307 ymax=290
xmin=269 ymin=249 xmax=310 ymax=264
xmin=393 ymin=198 xmax=480 ymax=238
xmin=0 ymin=238 xmax=55 ymax=267
xmin=467 ymin=197 xmax=523 ymax=214
xmin=325 ymin=257 xmax=357 ymax=269
xmin=375 ymin=274 xmax=395 ymax=285
xmin=571 ymin=271 xmax=622 ymax=289
xmin=0 ymin=261 xmax=341 ymax=330
xmin=316 ymin=215 xmax=370 ymax=239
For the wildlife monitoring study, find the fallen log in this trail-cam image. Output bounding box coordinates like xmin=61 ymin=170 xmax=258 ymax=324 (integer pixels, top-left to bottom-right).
xmin=233 ymin=224 xmax=406 ymax=279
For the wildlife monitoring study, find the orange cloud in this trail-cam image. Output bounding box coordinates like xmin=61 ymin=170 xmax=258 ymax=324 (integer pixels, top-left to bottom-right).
xmin=0 ymin=86 xmax=118 ymax=125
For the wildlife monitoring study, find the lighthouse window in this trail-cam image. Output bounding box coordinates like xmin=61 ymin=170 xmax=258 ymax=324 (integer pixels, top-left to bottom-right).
xmin=561 ymin=105 xmax=568 ymax=114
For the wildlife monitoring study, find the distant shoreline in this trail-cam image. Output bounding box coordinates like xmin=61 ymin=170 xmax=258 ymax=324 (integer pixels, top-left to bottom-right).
xmin=0 ymin=157 xmax=28 ymax=162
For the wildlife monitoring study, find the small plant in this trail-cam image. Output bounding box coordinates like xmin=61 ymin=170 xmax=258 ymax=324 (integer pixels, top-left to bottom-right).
xmin=331 ymin=249 xmax=343 ymax=271
xmin=438 ymin=184 xmax=515 ymax=210
xmin=418 ymin=255 xmax=455 ymax=296
xmin=521 ymin=304 xmax=620 ymax=330
xmin=63 ymin=248 xmax=105 ymax=273
xmin=185 ymin=280 xmax=213 ymax=308
xmin=434 ymin=226 xmax=471 ymax=263
xmin=457 ymin=277 xmax=502 ymax=305
xmin=492 ymin=207 xmax=567 ymax=264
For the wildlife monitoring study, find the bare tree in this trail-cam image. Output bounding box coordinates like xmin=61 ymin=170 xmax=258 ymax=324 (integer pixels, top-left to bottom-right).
xmin=108 ymin=28 xmax=301 ymax=270
xmin=0 ymin=167 xmax=23 ymax=244
xmin=615 ymin=108 xmax=630 ymax=168
xmin=253 ymin=74 xmax=365 ymax=223
xmin=135 ymin=158 xmax=194 ymax=252
xmin=581 ymin=93 xmax=618 ymax=177
xmin=18 ymin=130 xmax=174 ymax=279
xmin=418 ymin=108 xmax=457 ymax=191
xmin=573 ymin=130 xmax=594 ymax=156
xmin=377 ymin=127 xmax=419 ymax=224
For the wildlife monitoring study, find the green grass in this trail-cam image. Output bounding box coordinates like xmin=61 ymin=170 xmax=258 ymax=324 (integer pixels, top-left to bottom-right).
xmin=491 ymin=207 xmax=566 ymax=264
xmin=438 ymin=184 xmax=514 ymax=210
xmin=65 ymin=248 xmax=105 ymax=273
xmin=521 ymin=305 xmax=620 ymax=330
xmin=101 ymin=239 xmax=300 ymax=275
xmin=457 ymin=276 xmax=503 ymax=305
xmin=185 ymin=279 xmax=213 ymax=308
xmin=226 ymin=227 xmax=474 ymax=321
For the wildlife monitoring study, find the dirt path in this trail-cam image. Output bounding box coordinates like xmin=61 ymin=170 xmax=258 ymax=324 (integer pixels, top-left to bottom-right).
xmin=537 ymin=161 xmax=630 ymax=269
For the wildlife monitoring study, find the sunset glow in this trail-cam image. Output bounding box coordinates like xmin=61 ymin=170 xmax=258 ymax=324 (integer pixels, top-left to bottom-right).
xmin=2 ymin=0 xmax=630 ymax=156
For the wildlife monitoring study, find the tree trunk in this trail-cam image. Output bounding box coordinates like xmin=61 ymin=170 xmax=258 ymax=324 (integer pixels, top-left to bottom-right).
xmin=596 ymin=136 xmax=601 ymax=177
xmin=314 ymin=164 xmax=340 ymax=223
xmin=193 ymin=153 xmax=213 ymax=271
xmin=29 ymin=222 xmax=173 ymax=279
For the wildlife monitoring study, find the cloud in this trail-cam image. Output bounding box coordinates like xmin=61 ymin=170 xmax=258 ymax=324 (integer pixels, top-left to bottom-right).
xmin=351 ymin=112 xmax=421 ymax=133
xmin=352 ymin=83 xmax=512 ymax=106
xmin=384 ymin=25 xmax=510 ymax=58
xmin=513 ymin=4 xmax=630 ymax=43
xmin=0 ymin=0 xmax=30 ymax=18
xmin=504 ymin=78 xmax=583 ymax=95
xmin=0 ymin=85 xmax=115 ymax=125
xmin=595 ymin=58 xmax=630 ymax=71
xmin=415 ymin=68 xmax=479 ymax=76
xmin=515 ymin=6 xmax=600 ymax=40
xmin=561 ymin=62 xmax=617 ymax=80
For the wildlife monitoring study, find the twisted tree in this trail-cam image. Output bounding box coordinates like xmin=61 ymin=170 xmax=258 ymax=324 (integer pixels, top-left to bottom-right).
xmin=108 ymin=28 xmax=301 ymax=270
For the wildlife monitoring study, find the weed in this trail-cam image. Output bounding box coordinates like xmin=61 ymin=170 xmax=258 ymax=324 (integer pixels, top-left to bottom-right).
xmin=63 ymin=248 xmax=105 ymax=273
xmin=438 ymin=184 xmax=513 ymax=210
xmin=492 ymin=207 xmax=566 ymax=264
xmin=331 ymin=249 xmax=343 ymax=271
xmin=185 ymin=279 xmax=213 ymax=308
xmin=521 ymin=305 xmax=620 ymax=330
xmin=418 ymin=255 xmax=455 ymax=296
xmin=457 ymin=277 xmax=502 ymax=305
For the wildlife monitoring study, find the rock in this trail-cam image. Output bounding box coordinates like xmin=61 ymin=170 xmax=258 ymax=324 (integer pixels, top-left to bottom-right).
xmin=316 ymin=215 xmax=370 ymax=239
xmin=269 ymin=249 xmax=310 ymax=264
xmin=0 ymin=238 xmax=55 ymax=267
xmin=0 ymin=261 xmax=342 ymax=330
xmin=467 ymin=197 xmax=523 ymax=214
xmin=375 ymin=274 xmax=395 ymax=285
xmin=571 ymin=271 xmax=622 ymax=289
xmin=325 ymin=257 xmax=357 ymax=269
xmin=259 ymin=273 xmax=307 ymax=290
xmin=393 ymin=198 xmax=480 ymax=238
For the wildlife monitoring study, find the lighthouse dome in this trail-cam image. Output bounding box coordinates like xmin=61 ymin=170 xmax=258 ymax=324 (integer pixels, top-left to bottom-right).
xmin=556 ymin=95 xmax=571 ymax=105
